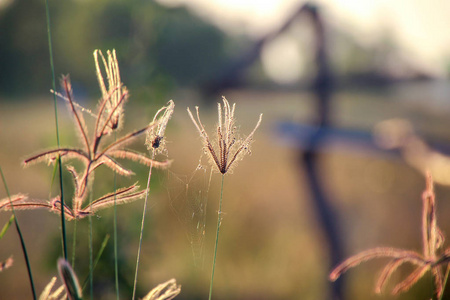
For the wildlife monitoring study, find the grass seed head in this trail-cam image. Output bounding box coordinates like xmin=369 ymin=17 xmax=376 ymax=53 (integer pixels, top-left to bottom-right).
xmin=94 ymin=49 xmax=127 ymax=133
xmin=15 ymin=50 xmax=170 ymax=220
xmin=57 ymin=258 xmax=82 ymax=300
xmin=146 ymin=100 xmax=175 ymax=154
xmin=187 ymin=96 xmax=262 ymax=174
xmin=142 ymin=278 xmax=181 ymax=300
xmin=330 ymin=173 xmax=449 ymax=298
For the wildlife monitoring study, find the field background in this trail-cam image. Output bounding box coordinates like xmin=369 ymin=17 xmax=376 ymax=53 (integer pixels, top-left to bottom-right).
xmin=2 ymin=1 xmax=450 ymax=299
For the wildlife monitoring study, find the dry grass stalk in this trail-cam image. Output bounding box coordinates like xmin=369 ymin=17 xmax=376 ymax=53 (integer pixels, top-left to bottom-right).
xmin=131 ymin=100 xmax=175 ymax=300
xmin=146 ymin=100 xmax=175 ymax=154
xmin=330 ymin=173 xmax=450 ymax=298
xmin=187 ymin=96 xmax=262 ymax=174
xmin=142 ymin=278 xmax=181 ymax=300
xmin=94 ymin=49 xmax=125 ymax=132
xmin=39 ymin=277 xmax=66 ymax=300
xmin=57 ymin=258 xmax=82 ymax=300
xmin=7 ymin=50 xmax=172 ymax=220
xmin=0 ymin=194 xmax=27 ymax=210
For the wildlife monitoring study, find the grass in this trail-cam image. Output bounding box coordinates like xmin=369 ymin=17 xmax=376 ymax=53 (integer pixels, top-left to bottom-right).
xmin=3 ymin=89 xmax=450 ymax=299
xmin=330 ymin=173 xmax=450 ymax=299
xmin=2 ymin=7 xmax=450 ymax=297
xmin=187 ymin=97 xmax=262 ymax=299
xmin=1 ymin=47 xmax=177 ymax=299
xmin=0 ymin=167 xmax=36 ymax=299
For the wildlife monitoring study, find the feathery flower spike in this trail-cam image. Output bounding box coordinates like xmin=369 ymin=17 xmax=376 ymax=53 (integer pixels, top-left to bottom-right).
xmin=330 ymin=173 xmax=450 ymax=298
xmin=146 ymin=100 xmax=175 ymax=154
xmin=39 ymin=277 xmax=66 ymax=300
xmin=10 ymin=51 xmax=171 ymax=220
xmin=187 ymin=96 xmax=262 ymax=174
xmin=94 ymin=49 xmax=126 ymax=133
xmin=57 ymin=258 xmax=82 ymax=300
xmin=142 ymin=278 xmax=181 ymax=300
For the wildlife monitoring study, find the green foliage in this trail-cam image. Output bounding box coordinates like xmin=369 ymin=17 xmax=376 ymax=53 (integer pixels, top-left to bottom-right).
xmin=0 ymin=215 xmax=14 ymax=240
xmin=0 ymin=0 xmax=229 ymax=98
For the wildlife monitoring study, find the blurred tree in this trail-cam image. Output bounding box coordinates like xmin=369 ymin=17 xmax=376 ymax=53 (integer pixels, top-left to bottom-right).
xmin=0 ymin=0 xmax=230 ymax=100
xmin=0 ymin=0 xmax=51 ymax=95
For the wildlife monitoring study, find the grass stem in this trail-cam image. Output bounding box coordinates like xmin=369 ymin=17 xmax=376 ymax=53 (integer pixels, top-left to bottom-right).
xmin=82 ymin=234 xmax=110 ymax=291
xmin=88 ymin=190 xmax=93 ymax=300
xmin=45 ymin=0 xmax=67 ymax=260
xmin=0 ymin=167 xmax=37 ymax=300
xmin=208 ymin=174 xmax=225 ymax=300
xmin=71 ymin=220 xmax=77 ymax=267
xmin=132 ymin=151 xmax=156 ymax=300
xmin=113 ymin=131 xmax=120 ymax=300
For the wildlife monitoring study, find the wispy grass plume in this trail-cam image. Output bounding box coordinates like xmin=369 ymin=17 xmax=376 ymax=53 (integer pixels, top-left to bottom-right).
xmin=45 ymin=0 xmax=67 ymax=261
xmin=142 ymin=278 xmax=181 ymax=300
xmin=39 ymin=277 xmax=65 ymax=300
xmin=187 ymin=96 xmax=262 ymax=174
xmin=188 ymin=96 xmax=262 ymax=300
xmin=132 ymin=100 xmax=175 ymax=300
xmin=57 ymin=258 xmax=82 ymax=300
xmin=15 ymin=64 xmax=171 ymax=219
xmin=330 ymin=173 xmax=450 ymax=299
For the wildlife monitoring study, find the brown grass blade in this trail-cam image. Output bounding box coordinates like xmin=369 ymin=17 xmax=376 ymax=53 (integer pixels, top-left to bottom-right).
xmin=329 ymin=248 xmax=425 ymax=281
xmin=108 ymin=150 xmax=172 ymax=169
xmin=225 ymin=113 xmax=263 ymax=173
xmin=1 ymin=197 xmax=75 ymax=220
xmin=61 ymin=76 xmax=91 ymax=154
xmin=0 ymin=194 xmax=27 ymax=209
xmin=432 ymin=265 xmax=444 ymax=298
xmin=100 ymin=155 xmax=135 ymax=176
xmin=187 ymin=107 xmax=221 ymax=171
xmin=93 ymin=85 xmax=122 ymax=138
xmin=96 ymin=90 xmax=128 ymax=138
xmin=392 ymin=265 xmax=429 ymax=294
xmin=97 ymin=123 xmax=157 ymax=157
xmin=66 ymin=166 xmax=80 ymax=198
xmin=83 ymin=184 xmax=146 ymax=213
xmin=23 ymin=149 xmax=89 ymax=167
xmin=375 ymin=259 xmax=405 ymax=293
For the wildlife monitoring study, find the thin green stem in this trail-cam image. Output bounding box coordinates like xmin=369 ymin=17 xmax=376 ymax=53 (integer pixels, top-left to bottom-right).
xmin=132 ymin=150 xmax=155 ymax=300
xmin=113 ymin=131 xmax=120 ymax=300
xmin=71 ymin=220 xmax=77 ymax=267
xmin=0 ymin=167 xmax=37 ymax=300
xmin=45 ymin=0 xmax=67 ymax=260
xmin=88 ymin=190 xmax=94 ymax=300
xmin=208 ymin=174 xmax=225 ymax=300
xmin=82 ymin=234 xmax=110 ymax=291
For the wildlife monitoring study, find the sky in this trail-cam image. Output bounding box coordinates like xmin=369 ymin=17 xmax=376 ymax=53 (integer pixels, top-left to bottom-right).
xmin=156 ymin=0 xmax=450 ymax=83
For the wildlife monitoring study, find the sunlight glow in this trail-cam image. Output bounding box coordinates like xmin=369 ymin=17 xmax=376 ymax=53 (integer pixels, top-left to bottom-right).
xmin=261 ymin=35 xmax=304 ymax=84
xmin=157 ymin=0 xmax=450 ymax=76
